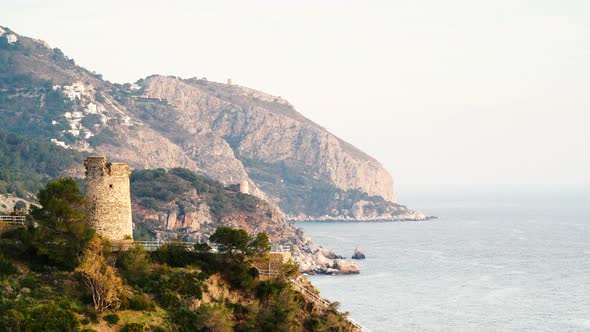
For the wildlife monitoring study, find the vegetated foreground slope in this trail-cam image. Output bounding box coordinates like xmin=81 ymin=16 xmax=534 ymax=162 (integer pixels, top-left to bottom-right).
xmin=0 ymin=179 xmax=354 ymax=331
xmin=0 ymin=25 xmax=428 ymax=221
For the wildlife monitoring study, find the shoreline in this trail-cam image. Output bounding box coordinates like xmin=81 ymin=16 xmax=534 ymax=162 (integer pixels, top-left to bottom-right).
xmin=289 ymin=216 xmax=438 ymax=223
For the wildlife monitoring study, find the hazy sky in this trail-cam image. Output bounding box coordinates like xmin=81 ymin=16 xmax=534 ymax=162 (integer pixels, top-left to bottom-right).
xmin=2 ymin=0 xmax=589 ymax=195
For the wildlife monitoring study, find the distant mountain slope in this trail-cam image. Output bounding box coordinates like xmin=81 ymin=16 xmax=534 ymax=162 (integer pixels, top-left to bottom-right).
xmin=139 ymin=76 xmax=397 ymax=200
xmin=0 ymin=128 xmax=83 ymax=199
xmin=0 ymin=25 xmax=427 ymax=220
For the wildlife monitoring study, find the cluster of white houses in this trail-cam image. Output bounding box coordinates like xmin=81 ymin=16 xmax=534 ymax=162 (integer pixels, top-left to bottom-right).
xmin=52 ymin=82 xmax=111 ymax=139
xmin=53 ymin=82 xmax=88 ymax=101
xmin=49 ymin=81 xmax=134 ymax=149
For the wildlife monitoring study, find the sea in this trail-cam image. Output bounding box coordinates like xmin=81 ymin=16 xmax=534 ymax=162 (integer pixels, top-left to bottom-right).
xmin=296 ymin=190 xmax=590 ymax=332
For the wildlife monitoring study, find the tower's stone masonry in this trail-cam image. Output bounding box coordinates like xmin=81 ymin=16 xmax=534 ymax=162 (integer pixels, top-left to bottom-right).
xmin=85 ymin=156 xmax=133 ymax=240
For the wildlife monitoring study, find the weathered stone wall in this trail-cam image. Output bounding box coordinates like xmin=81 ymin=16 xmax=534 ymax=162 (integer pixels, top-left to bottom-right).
xmin=85 ymin=156 xmax=133 ymax=240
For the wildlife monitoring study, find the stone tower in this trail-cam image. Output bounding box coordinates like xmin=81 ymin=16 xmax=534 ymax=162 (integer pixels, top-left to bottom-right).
xmin=84 ymin=156 xmax=133 ymax=241
xmin=239 ymin=179 xmax=249 ymax=194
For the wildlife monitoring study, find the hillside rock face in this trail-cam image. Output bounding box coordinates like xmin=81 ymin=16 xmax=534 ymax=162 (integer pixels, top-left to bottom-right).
xmin=140 ymin=76 xmax=396 ymax=202
xmin=128 ymin=76 xmax=418 ymax=219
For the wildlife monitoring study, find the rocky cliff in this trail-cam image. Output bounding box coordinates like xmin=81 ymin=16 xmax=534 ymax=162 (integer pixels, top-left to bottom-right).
xmin=130 ymin=168 xmax=358 ymax=274
xmin=139 ymin=75 xmax=396 ymax=201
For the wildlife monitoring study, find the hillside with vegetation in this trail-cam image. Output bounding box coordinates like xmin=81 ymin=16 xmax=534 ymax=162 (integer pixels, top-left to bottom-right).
xmin=130 ymin=168 xmax=292 ymax=243
xmin=128 ymin=168 xmax=360 ymax=275
xmin=0 ymin=179 xmax=355 ymax=332
xmin=242 ymin=158 xmax=425 ymax=221
xmin=0 ymin=128 xmax=83 ymax=199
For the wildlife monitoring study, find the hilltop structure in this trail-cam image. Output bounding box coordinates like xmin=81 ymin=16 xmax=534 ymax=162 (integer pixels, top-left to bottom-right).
xmin=84 ymin=156 xmax=133 ymax=241
xmin=239 ymin=179 xmax=249 ymax=194
xmin=6 ymin=34 xmax=17 ymax=44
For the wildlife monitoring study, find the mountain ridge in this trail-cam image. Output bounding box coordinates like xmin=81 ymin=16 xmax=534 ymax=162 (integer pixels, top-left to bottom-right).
xmin=0 ymin=25 xmax=428 ymax=221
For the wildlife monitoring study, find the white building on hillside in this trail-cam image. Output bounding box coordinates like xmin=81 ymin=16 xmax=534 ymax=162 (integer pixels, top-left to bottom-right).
xmin=68 ymin=129 xmax=80 ymax=137
xmin=85 ymin=102 xmax=98 ymax=114
xmin=63 ymin=86 xmax=80 ymax=100
xmin=50 ymin=139 xmax=69 ymax=148
xmin=0 ymin=27 xmax=6 ymax=36
xmin=63 ymin=82 xmax=86 ymax=100
xmin=82 ymin=129 xmax=94 ymax=139
xmin=7 ymin=34 xmax=18 ymax=44
xmin=121 ymin=115 xmax=131 ymax=126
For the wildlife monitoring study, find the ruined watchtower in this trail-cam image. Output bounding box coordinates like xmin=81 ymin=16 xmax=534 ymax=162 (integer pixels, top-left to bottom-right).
xmin=239 ymin=179 xmax=249 ymax=194
xmin=84 ymin=156 xmax=133 ymax=241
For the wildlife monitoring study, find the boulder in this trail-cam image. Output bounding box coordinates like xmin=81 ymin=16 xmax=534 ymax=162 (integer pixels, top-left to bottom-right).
xmin=333 ymin=260 xmax=360 ymax=274
xmin=318 ymin=246 xmax=343 ymax=259
xmin=351 ymin=247 xmax=366 ymax=259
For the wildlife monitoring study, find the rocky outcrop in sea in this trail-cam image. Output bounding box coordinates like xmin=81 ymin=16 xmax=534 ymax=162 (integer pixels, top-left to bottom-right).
xmin=352 ymin=247 xmax=366 ymax=260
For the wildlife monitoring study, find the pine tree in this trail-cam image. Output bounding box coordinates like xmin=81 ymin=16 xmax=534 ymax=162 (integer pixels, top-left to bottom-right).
xmin=31 ymin=177 xmax=94 ymax=270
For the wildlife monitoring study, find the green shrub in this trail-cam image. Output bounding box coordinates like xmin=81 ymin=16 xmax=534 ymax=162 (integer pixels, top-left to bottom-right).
xmin=103 ymin=313 xmax=120 ymax=325
xmin=223 ymin=263 xmax=258 ymax=291
xmin=19 ymin=273 xmax=39 ymax=290
xmin=128 ymin=293 xmax=155 ymax=311
xmin=158 ymin=290 xmax=180 ymax=309
xmin=254 ymin=290 xmax=299 ymax=332
xmin=169 ymin=271 xmax=203 ymax=298
xmin=303 ymin=318 xmax=322 ymax=331
xmin=152 ymin=243 xmax=194 ymax=267
xmin=57 ymin=296 xmax=84 ymax=313
xmin=170 ymin=307 xmax=204 ymax=331
xmin=0 ymin=254 xmax=17 ymax=278
xmin=0 ymin=309 xmax=25 ymax=331
xmin=83 ymin=307 xmax=99 ymax=323
xmin=140 ymin=197 xmax=158 ymax=209
xmin=120 ymin=322 xmax=148 ymax=332
xmin=255 ymin=280 xmax=287 ymax=301
xmin=193 ymin=242 xmax=211 ymax=253
xmin=25 ymin=303 xmax=79 ymax=331
xmin=116 ymin=244 xmax=151 ymax=286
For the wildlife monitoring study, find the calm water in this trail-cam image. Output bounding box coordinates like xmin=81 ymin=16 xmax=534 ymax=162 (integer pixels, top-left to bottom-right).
xmin=298 ymin=191 xmax=590 ymax=332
